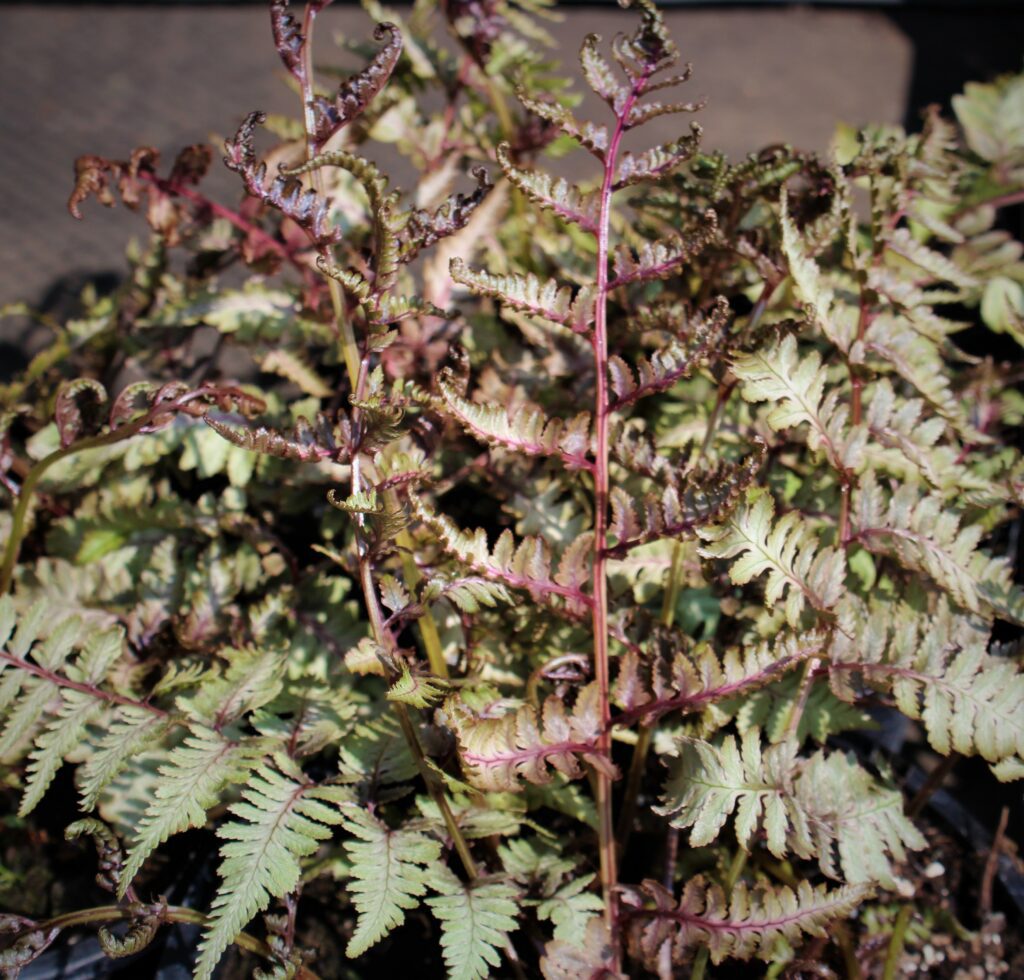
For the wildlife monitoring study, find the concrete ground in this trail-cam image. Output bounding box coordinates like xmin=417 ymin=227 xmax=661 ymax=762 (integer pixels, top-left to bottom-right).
xmin=0 ymin=3 xmax=1018 ymax=339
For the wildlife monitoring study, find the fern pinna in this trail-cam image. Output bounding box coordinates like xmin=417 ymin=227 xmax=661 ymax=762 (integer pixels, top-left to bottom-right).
xmin=2 ymin=0 xmax=1024 ymax=978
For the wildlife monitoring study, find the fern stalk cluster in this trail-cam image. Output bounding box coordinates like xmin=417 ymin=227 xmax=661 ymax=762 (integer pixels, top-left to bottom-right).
xmin=1 ymin=1 xmax=1024 ymax=978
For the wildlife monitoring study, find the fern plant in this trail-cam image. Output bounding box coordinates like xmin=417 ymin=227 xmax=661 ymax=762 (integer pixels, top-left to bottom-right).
xmin=1 ymin=1 xmax=1023 ymax=977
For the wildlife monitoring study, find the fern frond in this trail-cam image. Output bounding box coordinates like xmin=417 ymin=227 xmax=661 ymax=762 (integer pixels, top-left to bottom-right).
xmin=412 ymin=497 xmax=593 ymax=614
xmin=497 ymin=143 xmax=600 ymax=232
xmin=341 ymin=805 xmax=443 ymax=957
xmin=55 ymin=377 xmax=108 ymax=447
xmin=336 ymin=713 xmax=417 ymax=790
xmin=438 ymin=373 xmax=592 ymax=470
xmin=540 ymin=917 xmax=621 ymax=980
xmin=834 ymin=600 xmax=1024 ymax=777
xmin=793 ymin=750 xmax=926 ymax=886
xmin=614 ymin=125 xmax=702 ymax=188
xmin=328 ymin=487 xmax=407 ymax=543
xmin=78 ymin=707 xmax=172 ymax=810
xmin=205 ymin=413 xmax=341 ymax=463
xmin=862 ymin=379 xmax=951 ymax=489
xmin=309 ymin=22 xmax=403 ymax=145
xmin=448 ymin=684 xmax=615 ymax=793
xmin=613 ymin=630 xmax=824 ymax=726
xmin=0 ymin=611 xmax=135 ymax=815
xmin=732 ymin=333 xmax=865 ymax=474
xmin=386 ymin=665 xmax=447 ymax=709
xmin=120 ymin=727 xmax=266 ymax=894
xmin=884 ymin=227 xmax=978 ymax=290
xmin=626 ymin=101 xmax=704 ymax=131
xmin=779 ymin=190 xmax=836 ymax=338
xmin=609 ymin=214 xmax=717 ymax=288
xmin=580 ymin=34 xmax=628 ymax=115
xmin=657 ymin=730 xmax=804 ymax=859
xmin=194 ymin=761 xmax=350 ymax=980
xmin=21 ymin=689 xmax=107 ymax=816
xmin=662 ymin=725 xmax=925 ymax=887
xmin=606 ymin=455 xmax=760 ymax=555
xmin=401 ymin=166 xmax=492 ymax=262
xmin=854 ymin=473 xmax=1023 ymax=621
xmin=450 ymin=258 xmax=572 ymax=325
xmin=536 ymin=876 xmax=605 ymax=945
xmin=177 ymin=646 xmax=287 ymax=730
xmin=98 ymin=906 xmax=162 ymax=959
xmin=698 ymin=490 xmax=846 ymax=627
xmin=421 ymin=575 xmax=513 ymax=614
xmin=623 ymin=876 xmax=868 ymax=967
xmin=426 ymin=867 xmax=520 ymax=980
xmin=862 ymin=311 xmax=979 ymax=438
xmin=223 ymin=112 xmax=338 ymax=246
xmin=608 ymin=297 xmax=728 ymax=408
xmin=513 ymin=89 xmax=608 ymax=158
xmin=259 ymin=349 xmax=332 ymax=399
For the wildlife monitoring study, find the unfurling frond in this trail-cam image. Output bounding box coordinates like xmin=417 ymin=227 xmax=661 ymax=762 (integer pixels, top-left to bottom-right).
xmin=194 ymin=763 xmax=349 ymax=980
xmin=65 ymin=818 xmax=128 ymax=895
xmin=426 ymin=867 xmax=520 ymax=980
xmin=283 ymin=148 xmax=392 ymax=214
xmin=854 ymin=473 xmax=1024 ymax=622
xmin=309 ymin=23 xmax=403 ymax=146
xmin=438 ymin=372 xmax=592 ymax=470
xmin=448 ymin=684 xmax=616 ymax=793
xmin=269 ymin=1 xmax=304 ymax=76
xmin=223 ymin=112 xmax=338 ymax=246
xmin=698 ymin=490 xmax=846 ymax=627
xmin=412 ymin=497 xmax=592 ymax=615
xmin=733 ymin=333 xmax=865 ymax=474
xmin=341 ymin=805 xmax=443 ymax=957
xmin=609 ymin=213 xmax=717 ymax=287
xmin=55 ymin=378 xmax=108 ymax=447
xmin=606 ymin=454 xmax=761 ymax=555
xmin=450 ymin=258 xmax=572 ymax=325
xmin=98 ymin=905 xmax=163 ymax=959
xmin=622 ymin=876 xmax=868 ymax=968
xmin=497 ymin=143 xmax=600 ymax=232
